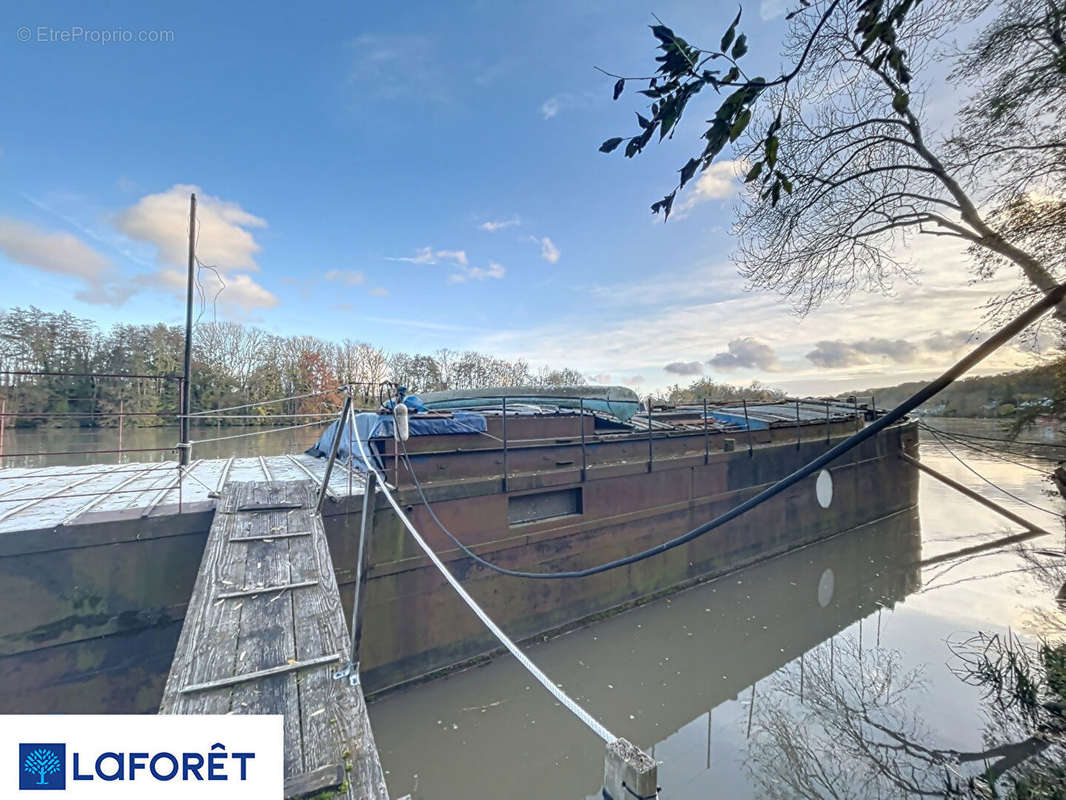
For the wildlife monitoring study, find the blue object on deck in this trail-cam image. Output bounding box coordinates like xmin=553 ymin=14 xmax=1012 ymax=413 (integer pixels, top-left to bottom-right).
xmin=307 ymin=410 xmax=488 ymax=471
xmin=707 ymin=410 xmax=770 ymax=430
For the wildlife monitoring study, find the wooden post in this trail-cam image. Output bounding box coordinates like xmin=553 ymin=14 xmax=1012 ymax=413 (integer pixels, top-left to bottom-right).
xmin=603 ymin=739 xmax=657 ymax=800
xmin=0 ymin=397 xmax=5 ymax=461
xmin=825 ymin=399 xmax=831 ymax=444
xmin=118 ymin=398 xmax=124 ymax=463
xmin=349 ymin=470 xmax=377 ymax=677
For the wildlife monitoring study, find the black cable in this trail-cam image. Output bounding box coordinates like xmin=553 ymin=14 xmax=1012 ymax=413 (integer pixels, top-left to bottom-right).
xmin=919 ymin=422 xmax=1058 ymax=472
xmin=923 ymin=428 xmax=1064 ymax=520
xmin=392 ymin=280 xmax=1066 ymax=580
xmin=920 ymin=422 xmax=1066 ymax=453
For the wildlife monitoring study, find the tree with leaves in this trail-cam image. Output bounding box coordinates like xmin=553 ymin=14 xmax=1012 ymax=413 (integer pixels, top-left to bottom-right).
xmin=23 ymin=748 xmax=62 ymax=786
xmin=599 ymin=0 xmax=1066 ymax=319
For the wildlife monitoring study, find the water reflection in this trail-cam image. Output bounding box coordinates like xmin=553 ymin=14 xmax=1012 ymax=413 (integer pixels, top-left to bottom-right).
xmin=369 ymin=508 xmax=923 ymax=800
xmin=367 ymin=420 xmax=1066 ymax=800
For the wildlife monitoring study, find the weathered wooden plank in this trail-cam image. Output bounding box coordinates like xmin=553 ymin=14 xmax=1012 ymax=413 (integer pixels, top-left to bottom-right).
xmin=289 ymin=482 xmax=389 ymax=800
xmin=284 ymin=763 xmax=344 ymax=799
xmin=160 ymin=502 xmax=244 ymax=714
xmin=160 ymin=479 xmax=388 ymax=799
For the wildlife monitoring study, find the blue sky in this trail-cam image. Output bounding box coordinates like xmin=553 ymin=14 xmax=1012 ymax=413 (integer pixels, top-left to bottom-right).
xmin=0 ymin=0 xmax=1040 ymax=393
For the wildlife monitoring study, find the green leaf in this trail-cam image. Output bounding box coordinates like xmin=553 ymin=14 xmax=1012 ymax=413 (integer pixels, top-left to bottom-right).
xmin=637 ymin=112 xmax=652 ymax=129
xmin=720 ymin=8 xmax=742 ymax=51
xmin=662 ymin=190 xmax=676 ymax=220
xmin=723 ymin=66 xmax=740 ymax=84
xmin=771 ymin=181 xmax=781 ymax=206
xmin=679 ymin=157 xmax=700 ymax=188
xmin=731 ymin=34 xmax=748 ymax=59
xmin=892 ymin=90 xmax=909 ymax=114
xmin=613 ymin=78 xmax=625 ymax=100
xmin=780 ymin=175 xmax=793 ymax=194
xmin=651 ymin=24 xmax=676 ymax=43
xmin=744 ymin=161 xmax=764 ymax=183
xmin=729 ymin=108 xmax=751 ymax=141
xmin=721 ymin=26 xmax=736 ymax=52
xmin=599 ymin=137 xmax=624 ymax=154
xmin=765 ymin=135 xmax=779 ymax=168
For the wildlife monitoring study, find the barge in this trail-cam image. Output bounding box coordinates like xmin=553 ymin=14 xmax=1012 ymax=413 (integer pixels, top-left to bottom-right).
xmin=0 ymin=393 xmax=919 ymax=714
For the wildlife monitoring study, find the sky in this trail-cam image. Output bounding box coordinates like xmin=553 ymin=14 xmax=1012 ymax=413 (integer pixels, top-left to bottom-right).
xmin=0 ymin=0 xmax=1046 ymax=395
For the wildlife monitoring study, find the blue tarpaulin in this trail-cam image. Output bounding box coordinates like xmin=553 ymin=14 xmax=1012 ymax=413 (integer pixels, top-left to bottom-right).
xmin=306 ymin=410 xmax=488 ymax=471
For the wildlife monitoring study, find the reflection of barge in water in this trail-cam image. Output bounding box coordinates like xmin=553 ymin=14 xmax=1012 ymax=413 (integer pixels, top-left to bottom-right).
xmin=0 ymin=389 xmax=919 ymax=713
xmin=367 ymin=505 xmax=923 ymax=800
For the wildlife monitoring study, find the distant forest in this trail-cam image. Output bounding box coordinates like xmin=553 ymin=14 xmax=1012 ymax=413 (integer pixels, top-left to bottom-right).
xmin=848 ymin=362 xmax=1063 ymax=420
xmin=0 ymin=307 xmax=587 ymax=428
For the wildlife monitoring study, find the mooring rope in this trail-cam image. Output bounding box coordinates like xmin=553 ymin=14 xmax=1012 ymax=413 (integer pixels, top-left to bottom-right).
xmin=350 ymin=408 xmax=617 ymax=744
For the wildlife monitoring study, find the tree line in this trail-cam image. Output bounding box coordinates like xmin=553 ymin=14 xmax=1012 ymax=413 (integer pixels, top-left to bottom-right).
xmin=0 ymin=307 xmax=587 ymax=428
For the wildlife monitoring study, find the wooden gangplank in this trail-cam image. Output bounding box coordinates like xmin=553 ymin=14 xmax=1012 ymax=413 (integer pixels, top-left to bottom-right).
xmin=160 ymin=480 xmax=389 ymax=800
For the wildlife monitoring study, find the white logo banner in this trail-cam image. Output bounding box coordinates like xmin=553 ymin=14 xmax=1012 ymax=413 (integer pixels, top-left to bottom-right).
xmin=3 ymin=715 xmax=283 ymax=798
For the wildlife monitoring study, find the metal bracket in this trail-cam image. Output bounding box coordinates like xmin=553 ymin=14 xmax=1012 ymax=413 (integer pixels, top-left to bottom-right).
xmin=332 ymin=660 xmax=361 ymax=687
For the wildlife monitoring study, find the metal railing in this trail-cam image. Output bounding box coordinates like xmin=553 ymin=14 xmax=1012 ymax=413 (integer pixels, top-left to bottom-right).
xmin=359 ymin=391 xmax=870 ymax=494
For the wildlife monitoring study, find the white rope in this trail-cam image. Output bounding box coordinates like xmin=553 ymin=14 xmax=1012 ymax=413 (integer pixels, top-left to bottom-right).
xmin=350 ymin=409 xmax=616 ymax=744
xmin=189 ymin=418 xmax=332 ymax=444
xmin=184 ymin=387 xmax=341 ymax=417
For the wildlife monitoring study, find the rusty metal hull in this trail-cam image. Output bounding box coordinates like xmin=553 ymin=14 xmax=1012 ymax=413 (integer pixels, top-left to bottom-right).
xmin=331 ymin=420 xmax=920 ymax=693
xmin=0 ymin=419 xmax=919 ymax=712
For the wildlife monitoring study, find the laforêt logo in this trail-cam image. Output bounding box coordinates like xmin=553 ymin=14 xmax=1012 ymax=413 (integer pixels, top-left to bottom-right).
xmin=19 ymin=743 xmax=66 ymax=790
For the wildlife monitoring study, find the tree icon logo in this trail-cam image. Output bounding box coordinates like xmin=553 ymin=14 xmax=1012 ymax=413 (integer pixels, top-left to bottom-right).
xmin=18 ymin=743 xmax=65 ymax=791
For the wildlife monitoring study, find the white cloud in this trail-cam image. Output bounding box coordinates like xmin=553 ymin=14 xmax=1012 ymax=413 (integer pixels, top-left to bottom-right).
xmin=369 ymin=286 xmax=390 ymax=297
xmin=447 ymin=261 xmax=506 ymax=284
xmin=539 ymin=92 xmax=595 ymax=120
xmin=479 ymin=217 xmax=521 ymax=232
xmin=325 ymin=268 xmax=366 ymax=286
xmin=347 ymin=34 xmax=448 ymax=102
xmin=540 ymin=237 xmax=560 ymax=264
xmin=664 ymin=361 xmax=705 ymax=376
xmin=147 ymin=268 xmax=277 ymax=311
xmin=805 ymin=337 xmax=918 ymax=367
xmin=388 ymin=246 xmax=468 ymax=265
xmin=0 ymin=218 xmax=111 ymax=281
xmin=760 ymin=0 xmax=790 ymax=19
xmin=466 ymin=234 xmax=1037 ymax=393
xmin=436 ymin=249 xmax=468 ymax=266
xmin=587 ymin=373 xmax=612 ymax=384
xmin=115 ymin=184 xmax=266 ymax=271
xmin=708 ymin=337 xmax=781 ymax=371
xmin=676 ymin=160 xmax=747 ymax=214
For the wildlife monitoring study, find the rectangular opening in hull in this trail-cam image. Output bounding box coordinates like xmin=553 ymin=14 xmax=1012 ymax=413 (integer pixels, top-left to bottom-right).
xmin=508 ymin=487 xmax=582 ymax=525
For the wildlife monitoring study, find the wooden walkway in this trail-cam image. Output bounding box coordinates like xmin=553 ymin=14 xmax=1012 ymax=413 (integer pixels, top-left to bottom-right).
xmin=160 ymin=480 xmax=388 ymax=800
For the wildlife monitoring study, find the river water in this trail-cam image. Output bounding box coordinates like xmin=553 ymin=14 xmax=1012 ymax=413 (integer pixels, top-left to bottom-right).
xmin=0 ymin=423 xmax=328 ymax=467
xmin=364 ymin=418 xmax=1066 ymax=799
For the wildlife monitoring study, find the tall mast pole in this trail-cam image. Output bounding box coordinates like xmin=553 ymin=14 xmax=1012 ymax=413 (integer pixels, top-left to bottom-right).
xmin=180 ymin=193 xmax=196 ymax=465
